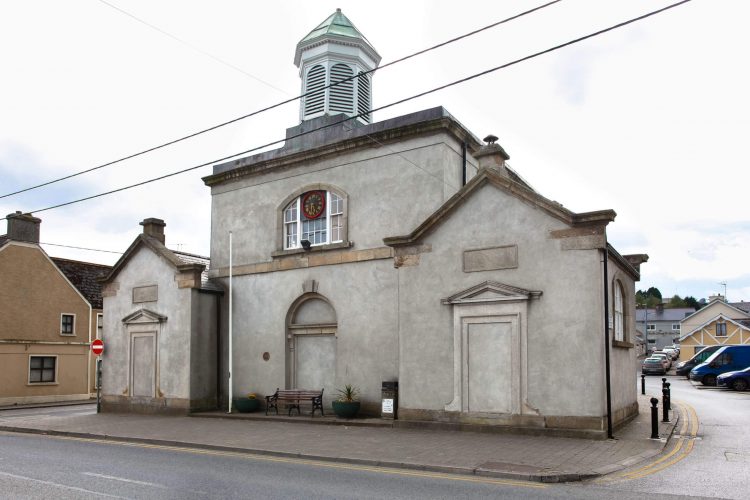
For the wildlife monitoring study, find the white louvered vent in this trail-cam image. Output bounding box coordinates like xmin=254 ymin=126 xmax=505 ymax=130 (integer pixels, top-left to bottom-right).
xmin=329 ymin=63 xmax=354 ymax=114
xmin=304 ymin=65 xmax=326 ymax=118
xmin=357 ymin=72 xmax=371 ymax=123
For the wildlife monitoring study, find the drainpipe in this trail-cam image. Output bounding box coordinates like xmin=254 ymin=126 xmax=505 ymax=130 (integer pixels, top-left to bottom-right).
xmin=461 ymin=141 xmax=467 ymax=186
xmin=603 ymin=244 xmax=613 ymax=439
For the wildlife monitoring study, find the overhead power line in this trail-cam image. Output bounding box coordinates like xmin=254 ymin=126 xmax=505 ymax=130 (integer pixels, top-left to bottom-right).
xmin=0 ymin=0 xmax=691 ymax=222
xmin=0 ymin=0 xmax=562 ymax=201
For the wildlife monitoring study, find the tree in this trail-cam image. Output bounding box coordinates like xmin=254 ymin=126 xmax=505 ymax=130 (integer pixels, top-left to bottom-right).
xmin=684 ymin=296 xmax=702 ymax=310
xmin=668 ymin=295 xmax=687 ymax=308
xmin=637 ymin=287 xmax=664 ymax=307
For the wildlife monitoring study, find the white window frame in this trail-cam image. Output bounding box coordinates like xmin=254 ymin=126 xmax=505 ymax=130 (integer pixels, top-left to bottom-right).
xmin=647 ymin=324 xmax=655 ymax=331
xmin=96 ymin=313 xmax=104 ymax=340
xmin=716 ymin=322 xmax=727 ymax=336
xmin=614 ymin=281 xmax=624 ymax=342
xmin=283 ymin=191 xmax=344 ymax=250
xmin=672 ymin=323 xmax=680 ymax=331
xmin=60 ymin=313 xmax=76 ymax=336
xmin=28 ymin=355 xmax=58 ymax=385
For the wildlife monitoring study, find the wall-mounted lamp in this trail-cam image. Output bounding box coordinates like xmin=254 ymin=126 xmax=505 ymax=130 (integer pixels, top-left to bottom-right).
xmin=301 ymin=239 xmax=312 ymax=250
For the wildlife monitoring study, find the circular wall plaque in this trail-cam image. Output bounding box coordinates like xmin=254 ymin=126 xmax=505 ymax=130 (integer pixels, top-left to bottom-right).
xmin=262 ymin=352 xmax=270 ymax=361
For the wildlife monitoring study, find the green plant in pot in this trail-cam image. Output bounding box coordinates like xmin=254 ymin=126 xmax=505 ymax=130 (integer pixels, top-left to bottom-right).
xmin=332 ymin=384 xmax=360 ymax=418
xmin=233 ymin=392 xmax=261 ymax=413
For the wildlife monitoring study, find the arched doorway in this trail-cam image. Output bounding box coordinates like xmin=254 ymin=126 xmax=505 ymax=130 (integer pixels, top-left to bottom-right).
xmin=286 ymin=294 xmax=337 ymax=401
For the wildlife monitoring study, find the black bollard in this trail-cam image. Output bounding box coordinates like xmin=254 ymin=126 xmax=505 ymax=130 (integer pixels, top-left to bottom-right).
xmin=662 ymin=387 xmax=670 ymax=422
xmin=650 ymin=397 xmax=659 ymax=438
xmin=662 ymin=377 xmax=667 ymax=389
xmin=665 ymin=382 xmax=671 ymax=411
xmin=641 ymin=374 xmax=646 ymax=395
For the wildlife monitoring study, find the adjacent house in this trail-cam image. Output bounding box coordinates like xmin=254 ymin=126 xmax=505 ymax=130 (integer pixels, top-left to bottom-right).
xmin=99 ymin=218 xmax=222 ymax=414
xmin=192 ymin=9 xmax=647 ymax=437
xmin=0 ymin=212 xmax=110 ymax=405
xmin=635 ymin=306 xmax=695 ymax=351
xmin=679 ymin=297 xmax=750 ymax=361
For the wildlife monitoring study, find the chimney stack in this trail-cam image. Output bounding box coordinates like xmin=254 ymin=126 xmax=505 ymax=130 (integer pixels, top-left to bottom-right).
xmin=475 ymin=134 xmax=510 ymax=176
xmin=6 ymin=211 xmax=41 ymax=244
xmin=140 ymin=218 xmax=166 ymax=244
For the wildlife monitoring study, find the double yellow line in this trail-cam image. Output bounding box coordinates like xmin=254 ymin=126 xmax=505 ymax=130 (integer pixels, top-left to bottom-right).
xmin=603 ymin=400 xmax=698 ymax=482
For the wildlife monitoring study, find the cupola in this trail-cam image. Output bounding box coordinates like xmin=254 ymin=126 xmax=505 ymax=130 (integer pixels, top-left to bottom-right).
xmin=294 ymin=9 xmax=381 ymax=125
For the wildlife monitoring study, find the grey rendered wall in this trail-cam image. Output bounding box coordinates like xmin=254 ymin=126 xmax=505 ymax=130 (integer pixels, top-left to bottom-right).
xmin=607 ymin=258 xmax=639 ymax=426
xmin=217 ymin=258 xmax=398 ymax=408
xmin=397 ymin=183 xmax=606 ymax=419
xmin=189 ymin=290 xmax=219 ymax=408
xmin=209 ymin=133 xmax=467 ymax=269
xmin=102 ymin=249 xmax=193 ymax=410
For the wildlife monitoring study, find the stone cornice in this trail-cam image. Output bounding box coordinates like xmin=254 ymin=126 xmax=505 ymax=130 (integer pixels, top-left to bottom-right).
xmin=384 ymin=167 xmax=617 ymax=247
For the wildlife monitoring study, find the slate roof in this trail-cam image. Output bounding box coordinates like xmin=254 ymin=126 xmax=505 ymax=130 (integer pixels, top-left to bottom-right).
xmin=51 ymin=257 xmax=112 ymax=309
xmin=172 ymin=250 xmax=223 ymax=292
xmin=635 ymin=307 xmax=696 ymax=322
xmin=729 ymin=302 xmax=750 ymax=313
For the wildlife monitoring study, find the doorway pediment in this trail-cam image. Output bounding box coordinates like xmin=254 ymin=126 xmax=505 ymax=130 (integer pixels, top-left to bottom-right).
xmin=122 ymin=308 xmax=168 ymax=325
xmin=442 ymin=281 xmax=542 ymax=305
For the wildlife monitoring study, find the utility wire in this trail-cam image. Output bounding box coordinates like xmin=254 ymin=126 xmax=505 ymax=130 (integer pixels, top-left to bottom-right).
xmin=1 ymin=0 xmax=691 ymax=222
xmin=0 ymin=0 xmax=562 ymax=200
xmin=97 ymin=0 xmax=290 ymax=96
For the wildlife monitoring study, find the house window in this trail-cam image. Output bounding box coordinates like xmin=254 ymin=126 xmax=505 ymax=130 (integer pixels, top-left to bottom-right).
xmin=716 ymin=322 xmax=727 ymax=336
xmin=61 ymin=314 xmax=75 ymax=335
xmin=672 ymin=324 xmax=680 ymax=331
xmin=283 ymin=190 xmax=345 ymax=250
xmin=614 ymin=281 xmax=624 ymax=342
xmin=96 ymin=314 xmax=103 ymax=340
xmin=647 ymin=324 xmax=655 ymax=331
xmin=29 ymin=356 xmax=56 ymax=383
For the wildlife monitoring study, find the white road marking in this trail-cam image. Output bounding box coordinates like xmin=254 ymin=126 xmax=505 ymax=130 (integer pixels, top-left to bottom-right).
xmin=0 ymin=470 xmax=127 ymax=498
xmin=83 ymin=471 xmax=168 ymax=489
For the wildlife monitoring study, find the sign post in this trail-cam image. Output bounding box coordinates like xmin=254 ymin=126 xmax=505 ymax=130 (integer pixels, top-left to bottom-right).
xmin=91 ymin=339 xmax=104 ymax=413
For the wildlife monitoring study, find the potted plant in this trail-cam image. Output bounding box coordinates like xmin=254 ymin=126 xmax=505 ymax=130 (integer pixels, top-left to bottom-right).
xmin=233 ymin=392 xmax=261 ymax=413
xmin=332 ymin=384 xmax=360 ymax=418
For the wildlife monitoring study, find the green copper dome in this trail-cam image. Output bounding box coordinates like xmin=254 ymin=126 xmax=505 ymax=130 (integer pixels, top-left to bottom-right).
xmin=294 ymin=9 xmax=380 ymax=67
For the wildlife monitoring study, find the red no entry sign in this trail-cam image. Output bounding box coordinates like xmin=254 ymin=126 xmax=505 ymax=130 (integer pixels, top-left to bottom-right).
xmin=91 ymin=339 xmax=104 ymax=356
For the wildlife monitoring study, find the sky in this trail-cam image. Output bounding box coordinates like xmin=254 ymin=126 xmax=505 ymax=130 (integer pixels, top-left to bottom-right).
xmin=1 ymin=0 xmax=748 ymax=302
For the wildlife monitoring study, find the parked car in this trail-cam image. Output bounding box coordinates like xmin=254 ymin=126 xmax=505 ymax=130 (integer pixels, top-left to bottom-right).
xmin=642 ymin=357 xmax=667 ymax=375
xmin=717 ymin=367 xmax=750 ymax=391
xmin=690 ymin=345 xmax=750 ymax=386
xmin=651 ymin=352 xmax=672 ymax=369
xmin=662 ymin=348 xmax=679 ymax=360
xmin=675 ymin=345 xmax=722 ymax=377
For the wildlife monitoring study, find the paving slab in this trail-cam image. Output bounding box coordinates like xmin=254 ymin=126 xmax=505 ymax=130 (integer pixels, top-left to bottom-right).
xmin=0 ymin=393 xmax=678 ymax=483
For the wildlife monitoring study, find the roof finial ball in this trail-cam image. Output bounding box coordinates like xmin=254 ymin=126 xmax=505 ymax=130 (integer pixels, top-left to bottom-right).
xmin=484 ymin=134 xmax=499 ymax=145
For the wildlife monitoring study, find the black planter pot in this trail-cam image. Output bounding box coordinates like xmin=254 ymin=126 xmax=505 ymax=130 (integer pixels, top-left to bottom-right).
xmin=332 ymin=400 xmax=360 ymax=419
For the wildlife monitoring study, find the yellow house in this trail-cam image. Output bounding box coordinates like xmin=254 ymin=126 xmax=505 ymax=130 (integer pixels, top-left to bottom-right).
xmin=679 ymin=298 xmax=750 ymax=361
xmin=0 ymin=212 xmax=110 ymax=405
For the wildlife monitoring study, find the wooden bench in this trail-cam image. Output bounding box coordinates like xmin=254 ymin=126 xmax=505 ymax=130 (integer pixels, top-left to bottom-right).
xmin=265 ymin=388 xmax=324 ymax=417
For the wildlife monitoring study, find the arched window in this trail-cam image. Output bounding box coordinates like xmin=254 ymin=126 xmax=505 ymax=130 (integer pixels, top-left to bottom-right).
xmin=614 ymin=281 xmax=625 ymax=342
xmin=283 ymin=190 xmax=345 ymax=250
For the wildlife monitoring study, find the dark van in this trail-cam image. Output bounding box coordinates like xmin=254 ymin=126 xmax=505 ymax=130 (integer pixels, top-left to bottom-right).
xmin=675 ymin=345 xmax=723 ymax=377
xmin=689 ymin=345 xmax=750 ymax=386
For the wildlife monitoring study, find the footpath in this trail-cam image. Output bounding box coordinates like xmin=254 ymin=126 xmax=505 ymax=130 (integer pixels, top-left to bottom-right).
xmin=0 ymin=393 xmax=677 ymax=483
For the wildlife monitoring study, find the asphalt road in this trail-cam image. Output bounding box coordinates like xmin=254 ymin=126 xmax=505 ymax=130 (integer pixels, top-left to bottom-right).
xmin=0 ymin=425 xmax=706 ymax=500
xmin=580 ymin=373 xmax=750 ymax=500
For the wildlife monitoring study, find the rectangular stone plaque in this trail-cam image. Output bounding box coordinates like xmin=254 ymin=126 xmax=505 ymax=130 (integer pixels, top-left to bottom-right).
xmin=133 ymin=285 xmax=158 ymax=303
xmin=463 ymin=245 xmax=518 ymax=273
